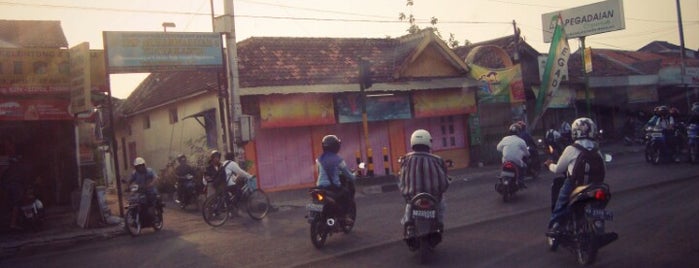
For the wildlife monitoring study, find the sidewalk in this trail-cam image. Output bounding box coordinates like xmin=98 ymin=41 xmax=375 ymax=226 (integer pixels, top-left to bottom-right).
xmin=0 ymin=140 xmax=644 ymax=259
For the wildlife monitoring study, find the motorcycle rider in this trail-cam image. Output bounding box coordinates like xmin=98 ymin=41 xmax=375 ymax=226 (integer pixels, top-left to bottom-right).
xmin=559 ymin=120 xmax=572 ymax=146
xmin=204 ymin=150 xmax=226 ymax=199
xmin=398 ymin=129 xmax=450 ymax=230
xmin=690 ymin=102 xmax=699 ymax=125
xmin=315 ymin=135 xmax=356 ymax=224
xmin=128 ymin=157 xmax=162 ymax=219
xmin=646 ymin=105 xmax=678 ymax=162
xmin=223 ymin=152 xmax=254 ymax=207
xmin=543 ymin=118 xmax=606 ymax=234
xmin=497 ymin=124 xmax=530 ymax=188
xmin=174 ymin=154 xmax=197 ymax=204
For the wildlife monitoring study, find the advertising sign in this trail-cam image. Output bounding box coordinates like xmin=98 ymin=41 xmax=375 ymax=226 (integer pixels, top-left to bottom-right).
xmin=542 ymin=0 xmax=625 ymax=42
xmin=0 ymin=99 xmax=72 ymax=121
xmin=103 ymin=31 xmax=224 ymax=73
xmin=413 ymin=88 xmax=476 ymax=118
xmin=70 ymin=42 xmax=92 ymax=114
xmin=336 ymin=94 xmax=411 ymax=123
xmin=90 ymin=50 xmax=107 ymax=92
xmin=0 ymin=48 xmax=71 ymax=95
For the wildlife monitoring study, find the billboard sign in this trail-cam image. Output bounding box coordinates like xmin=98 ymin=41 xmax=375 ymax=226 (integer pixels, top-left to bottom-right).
xmin=0 ymin=48 xmax=71 ymax=95
xmin=103 ymin=31 xmax=224 ymax=73
xmin=541 ymin=0 xmax=625 ymax=42
xmin=70 ymin=42 xmax=92 ymax=114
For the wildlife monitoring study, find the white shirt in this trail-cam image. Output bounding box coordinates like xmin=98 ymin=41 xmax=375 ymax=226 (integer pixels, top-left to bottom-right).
xmin=223 ymin=160 xmax=252 ymax=186
xmin=496 ymin=135 xmax=530 ymax=167
xmin=547 ymin=139 xmax=603 ymax=176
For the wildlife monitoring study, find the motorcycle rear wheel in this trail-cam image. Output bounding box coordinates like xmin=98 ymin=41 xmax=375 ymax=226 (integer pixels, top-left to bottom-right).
xmin=310 ymin=219 xmax=327 ymax=249
xmin=246 ymin=189 xmax=270 ymax=220
xmin=153 ymin=209 xmax=164 ymax=231
xmin=690 ymin=145 xmax=698 ymax=163
xmin=651 ymin=148 xmax=662 ymax=165
xmin=576 ymin=222 xmax=598 ymax=266
xmin=418 ymin=236 xmax=431 ymax=264
xmin=202 ymin=194 xmax=229 ymax=227
xmin=125 ymin=209 xmax=141 ymax=236
xmin=342 ymin=202 xmax=357 ymax=234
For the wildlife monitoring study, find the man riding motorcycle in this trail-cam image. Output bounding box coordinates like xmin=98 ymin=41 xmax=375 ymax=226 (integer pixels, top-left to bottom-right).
xmin=315 ymin=135 xmax=356 ymax=224
xmin=646 ymin=105 xmax=678 ymax=162
xmin=398 ymin=129 xmax=450 ymax=230
xmin=128 ymin=157 xmax=162 ymax=219
xmin=497 ymin=123 xmax=530 ymax=188
xmin=174 ymin=154 xmax=197 ymax=204
xmin=543 ymin=118 xmax=606 ymax=234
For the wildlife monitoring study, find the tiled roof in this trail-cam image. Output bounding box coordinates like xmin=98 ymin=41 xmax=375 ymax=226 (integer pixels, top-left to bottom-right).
xmin=122 ymin=30 xmax=467 ymax=114
xmin=568 ymin=48 xmax=699 ymax=80
xmin=638 ymin=41 xmax=698 ymax=59
xmin=0 ymin=20 xmax=68 ymax=48
xmin=119 ymin=71 xmax=219 ymax=115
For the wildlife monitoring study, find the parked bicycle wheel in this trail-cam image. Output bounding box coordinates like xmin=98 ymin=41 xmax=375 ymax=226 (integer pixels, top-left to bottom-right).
xmin=202 ymin=193 xmax=230 ymax=227
xmin=246 ymin=189 xmax=270 ymax=220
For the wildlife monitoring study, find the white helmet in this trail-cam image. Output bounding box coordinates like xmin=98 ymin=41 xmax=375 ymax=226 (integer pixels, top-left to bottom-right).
xmin=133 ymin=157 xmax=146 ymax=166
xmin=571 ymin=117 xmax=596 ymax=140
xmin=410 ymin=129 xmax=432 ymax=149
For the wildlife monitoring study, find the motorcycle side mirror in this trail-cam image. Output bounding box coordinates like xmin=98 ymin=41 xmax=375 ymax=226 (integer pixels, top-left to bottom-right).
xmin=604 ymin=154 xmax=613 ymax=162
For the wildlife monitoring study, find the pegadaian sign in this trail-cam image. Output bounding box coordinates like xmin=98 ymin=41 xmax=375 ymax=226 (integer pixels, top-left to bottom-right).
xmin=541 ymin=0 xmax=625 ymax=43
xmin=103 ymin=31 xmax=224 ymax=73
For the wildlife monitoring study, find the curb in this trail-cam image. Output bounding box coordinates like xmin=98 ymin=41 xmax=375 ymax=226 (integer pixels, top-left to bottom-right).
xmin=0 ymin=225 xmax=125 ymax=259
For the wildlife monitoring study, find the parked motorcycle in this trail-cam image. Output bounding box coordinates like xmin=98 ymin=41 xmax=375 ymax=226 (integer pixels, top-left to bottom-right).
xmin=495 ymin=161 xmax=522 ymax=202
xmin=546 ymin=154 xmax=618 ymax=266
xmin=403 ymin=193 xmax=442 ymax=264
xmin=124 ymin=184 xmax=164 ymax=236
xmin=687 ymin=123 xmax=699 ymax=163
xmin=174 ymin=174 xmax=200 ymax=210
xmin=19 ymin=185 xmax=44 ymax=231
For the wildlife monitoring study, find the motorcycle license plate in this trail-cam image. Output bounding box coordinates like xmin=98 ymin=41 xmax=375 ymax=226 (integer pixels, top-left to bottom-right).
xmin=306 ymin=203 xmax=324 ymax=212
xmin=500 ymin=171 xmax=515 ymax=178
xmin=412 ymin=209 xmax=436 ymax=219
xmin=585 ymin=208 xmax=613 ymax=220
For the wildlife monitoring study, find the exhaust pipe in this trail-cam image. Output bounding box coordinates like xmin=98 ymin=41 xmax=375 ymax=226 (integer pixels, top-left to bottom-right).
xmin=326 ymin=218 xmax=335 ymax=226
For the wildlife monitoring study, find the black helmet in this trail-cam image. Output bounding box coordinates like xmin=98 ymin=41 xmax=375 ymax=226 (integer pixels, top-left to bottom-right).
xmin=321 ymin=135 xmax=341 ymax=153
xmin=177 ymin=154 xmax=186 ymax=162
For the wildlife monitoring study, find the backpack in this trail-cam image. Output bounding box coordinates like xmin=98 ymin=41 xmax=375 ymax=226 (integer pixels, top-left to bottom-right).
xmin=570 ymin=144 xmax=605 ymax=186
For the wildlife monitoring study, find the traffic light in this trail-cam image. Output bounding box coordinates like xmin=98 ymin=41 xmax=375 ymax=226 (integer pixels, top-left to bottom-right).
xmin=359 ymin=60 xmax=372 ymax=89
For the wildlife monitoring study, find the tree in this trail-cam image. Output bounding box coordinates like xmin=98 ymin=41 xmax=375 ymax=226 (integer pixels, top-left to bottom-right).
xmin=398 ymin=0 xmax=463 ymax=48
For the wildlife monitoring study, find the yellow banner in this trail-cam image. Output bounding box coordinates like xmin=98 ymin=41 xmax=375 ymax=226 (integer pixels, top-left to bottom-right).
xmin=413 ymin=88 xmax=476 ymax=118
xmin=0 ymin=48 xmax=71 ymax=95
xmin=260 ymin=94 xmax=336 ymax=128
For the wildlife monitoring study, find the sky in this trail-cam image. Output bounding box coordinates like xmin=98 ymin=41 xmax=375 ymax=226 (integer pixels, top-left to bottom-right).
xmin=2 ymin=0 xmax=698 ymax=99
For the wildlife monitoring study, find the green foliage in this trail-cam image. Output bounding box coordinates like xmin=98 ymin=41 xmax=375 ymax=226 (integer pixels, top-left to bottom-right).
xmin=398 ymin=0 xmax=460 ymax=48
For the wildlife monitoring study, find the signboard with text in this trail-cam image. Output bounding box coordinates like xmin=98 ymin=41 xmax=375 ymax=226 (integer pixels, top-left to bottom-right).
xmin=70 ymin=42 xmax=92 ymax=114
xmin=0 ymin=48 xmax=71 ymax=95
xmin=541 ymin=0 xmax=625 ymax=42
xmin=103 ymin=31 xmax=224 ymax=73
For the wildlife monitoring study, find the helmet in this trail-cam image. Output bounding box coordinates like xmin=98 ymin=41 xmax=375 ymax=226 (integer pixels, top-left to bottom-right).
xmin=133 ymin=157 xmax=146 ymax=166
xmin=516 ymin=120 xmax=526 ymax=130
xmin=508 ymin=123 xmax=521 ymax=135
xmin=321 ymin=135 xmax=341 ymax=153
xmin=177 ymin=154 xmax=186 ymax=161
xmin=658 ymin=105 xmax=669 ymax=117
xmin=210 ymin=150 xmax=221 ymax=158
xmin=670 ymin=107 xmax=679 ymax=117
xmin=410 ymin=129 xmax=432 ymax=150
xmin=571 ymin=117 xmax=597 ymax=140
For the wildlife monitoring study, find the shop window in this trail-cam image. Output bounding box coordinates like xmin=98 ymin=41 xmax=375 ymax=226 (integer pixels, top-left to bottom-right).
xmin=143 ymin=115 xmax=150 ymax=129
xmin=432 ymin=116 xmax=463 ymax=150
xmin=169 ymin=108 xmax=178 ymax=124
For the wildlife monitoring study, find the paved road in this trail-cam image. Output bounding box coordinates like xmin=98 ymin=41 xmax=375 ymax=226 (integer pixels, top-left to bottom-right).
xmin=2 ymin=153 xmax=697 ymax=268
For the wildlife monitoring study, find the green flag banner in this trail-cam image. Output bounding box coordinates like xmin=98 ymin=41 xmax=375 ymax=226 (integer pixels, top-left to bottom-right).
xmin=535 ymin=16 xmax=571 ymax=116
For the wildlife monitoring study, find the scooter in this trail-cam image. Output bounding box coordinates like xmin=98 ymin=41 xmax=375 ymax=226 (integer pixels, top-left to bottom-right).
xmin=403 ymin=193 xmax=442 ymax=264
xmin=124 ymin=184 xmax=164 ymax=236
xmin=19 ymin=185 xmax=44 ymax=231
xmin=495 ymin=161 xmax=522 ymax=202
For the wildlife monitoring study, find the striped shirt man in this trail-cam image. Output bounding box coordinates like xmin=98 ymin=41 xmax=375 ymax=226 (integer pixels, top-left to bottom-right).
xmin=398 ymin=151 xmax=449 ymax=201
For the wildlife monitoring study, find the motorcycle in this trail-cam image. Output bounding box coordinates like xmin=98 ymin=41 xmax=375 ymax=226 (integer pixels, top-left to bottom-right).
xmin=495 ymin=161 xmax=522 ymax=202
xmin=306 ymin=165 xmax=363 ymax=249
xmin=174 ymin=174 xmax=200 ymax=210
xmin=546 ymin=154 xmax=618 ymax=266
xmin=403 ymin=193 xmax=442 ymax=264
xmin=687 ymin=123 xmax=699 ymax=163
xmin=124 ymin=184 xmax=164 ymax=236
xmin=19 ymin=185 xmax=44 ymax=231
xmin=523 ymin=146 xmax=541 ymax=179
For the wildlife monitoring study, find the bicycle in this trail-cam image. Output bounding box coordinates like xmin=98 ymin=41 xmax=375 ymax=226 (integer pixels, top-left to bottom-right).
xmin=202 ymin=176 xmax=271 ymax=227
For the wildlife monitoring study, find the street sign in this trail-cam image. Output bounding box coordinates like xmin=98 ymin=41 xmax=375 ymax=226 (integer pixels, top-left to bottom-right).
xmin=541 ymin=0 xmax=625 ymax=42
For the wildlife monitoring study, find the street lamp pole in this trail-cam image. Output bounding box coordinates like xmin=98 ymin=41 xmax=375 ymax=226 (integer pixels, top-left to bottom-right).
xmin=162 ymin=22 xmax=176 ymax=32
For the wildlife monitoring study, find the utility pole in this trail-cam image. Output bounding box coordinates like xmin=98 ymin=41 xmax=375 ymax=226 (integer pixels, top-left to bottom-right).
xmin=215 ymin=0 xmax=242 ymax=159
xmin=675 ymin=0 xmax=691 ymax=107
